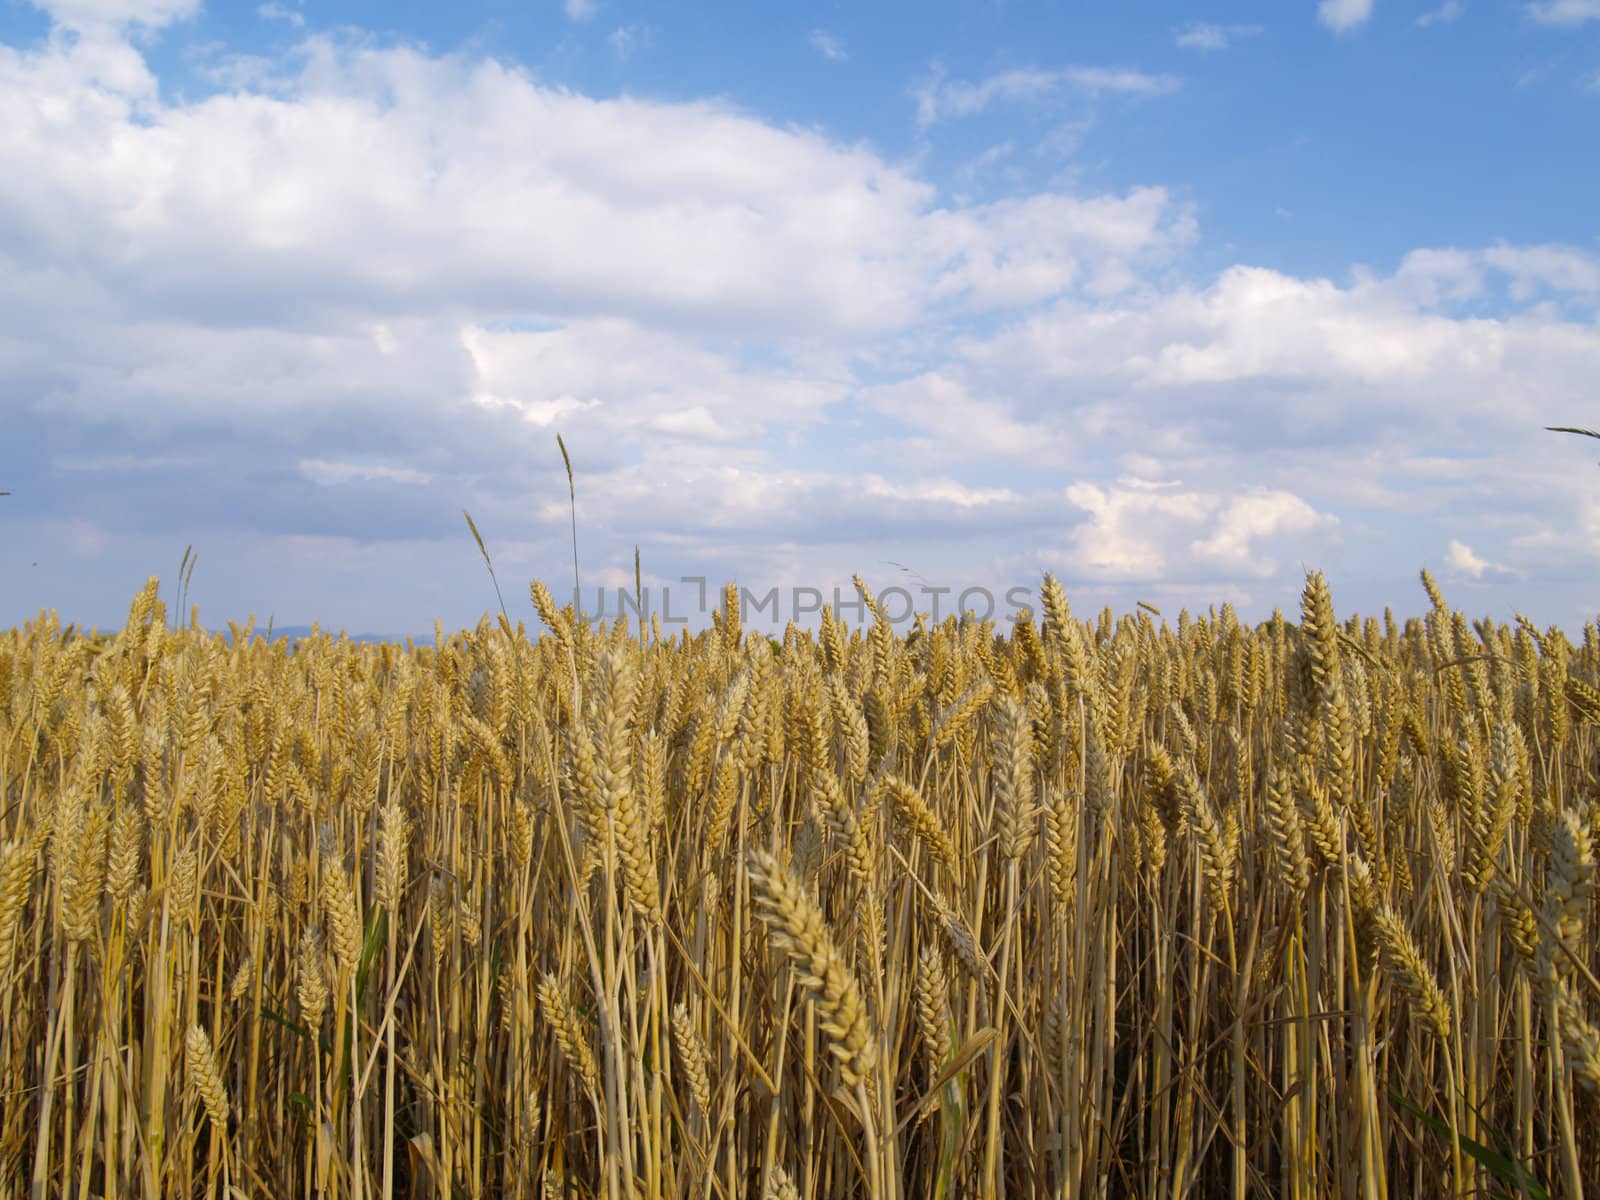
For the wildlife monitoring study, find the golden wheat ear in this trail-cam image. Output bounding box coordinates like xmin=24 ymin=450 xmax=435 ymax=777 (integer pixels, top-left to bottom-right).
xmin=745 ymin=847 xmax=878 ymax=1088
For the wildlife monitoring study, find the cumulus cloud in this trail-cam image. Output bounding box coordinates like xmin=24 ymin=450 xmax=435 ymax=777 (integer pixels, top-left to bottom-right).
xmin=1445 ymin=538 xmax=1519 ymax=578
xmin=1062 ymin=481 xmax=1211 ymax=578
xmin=861 ymin=372 xmax=1073 ymax=462
xmin=1481 ymin=242 xmax=1600 ymax=297
xmin=460 ymin=319 xmax=845 ymax=443
xmin=924 ymin=187 xmax=1197 ymax=310
xmin=877 ymin=246 xmax=1600 ymax=601
xmin=0 ymin=12 xmax=1194 ymax=591
xmin=0 ymin=36 xmax=991 ymax=340
xmin=4 ymin=4 xmax=1599 ymax=634
xmin=963 ymin=252 xmax=1600 ymax=418
xmin=1317 ymin=0 xmax=1375 ymax=34
xmin=1174 ymin=22 xmax=1265 ymax=51
xmin=1191 ymin=490 xmax=1334 ymax=575
xmin=1055 ymin=479 xmax=1336 ymax=582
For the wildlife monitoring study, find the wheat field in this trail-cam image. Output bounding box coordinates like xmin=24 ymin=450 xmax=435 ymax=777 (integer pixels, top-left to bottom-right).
xmin=0 ymin=568 xmax=1595 ymax=1198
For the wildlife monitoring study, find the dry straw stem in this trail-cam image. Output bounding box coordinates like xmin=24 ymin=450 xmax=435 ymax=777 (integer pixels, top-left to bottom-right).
xmin=746 ymin=847 xmax=877 ymax=1087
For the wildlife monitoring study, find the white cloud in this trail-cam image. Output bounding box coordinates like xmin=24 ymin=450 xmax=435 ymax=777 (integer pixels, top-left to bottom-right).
xmin=460 ymin=319 xmax=845 ymax=444
xmin=524 ymin=451 xmax=1036 ymax=550
xmin=914 ymin=66 xmax=1063 ymax=126
xmin=300 ymin=459 xmax=434 ymax=486
xmin=1525 ymin=0 xmax=1600 ymax=25
xmin=564 ymin=0 xmax=598 ymax=21
xmin=472 ymin=390 xmax=599 ymax=427
xmin=1 ymin=32 xmax=1019 ymax=339
xmin=862 ymin=372 xmax=1072 ymax=462
xmin=861 ymin=477 xmax=1019 ymax=509
xmin=1317 ymin=0 xmax=1375 ymax=34
xmin=964 ymin=251 xmax=1600 ymax=408
xmin=914 ymin=64 xmax=1179 ymax=127
xmin=1191 ymin=490 xmax=1334 ymax=575
xmin=1060 ymin=482 xmax=1205 ymax=579
xmin=1052 ymin=479 xmax=1339 ymax=585
xmin=1062 ymin=66 xmax=1183 ymax=96
xmin=1415 ymin=1 xmax=1463 ymax=27
xmin=1174 ymin=22 xmax=1265 ymax=51
xmin=258 ymin=2 xmax=303 ymax=27
xmin=809 ymin=29 xmax=846 ymax=61
xmin=924 ymin=249 xmax=1600 ymax=582
xmin=1445 ymin=538 xmax=1519 ymax=578
xmin=922 ymin=187 xmax=1197 ymax=310
xmin=648 ymin=406 xmax=739 ymax=441
xmin=28 ymin=0 xmax=198 ymax=33
xmin=1481 ymin=242 xmax=1600 ymax=296
xmin=369 ymin=323 xmax=398 ymax=355
xmin=6 ymin=6 xmax=1600 ymax=633
xmin=1393 ymin=247 xmax=1486 ymax=305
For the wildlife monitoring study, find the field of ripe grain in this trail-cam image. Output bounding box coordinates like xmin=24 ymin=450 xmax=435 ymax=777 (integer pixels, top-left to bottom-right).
xmin=0 ymin=569 xmax=1595 ymax=1198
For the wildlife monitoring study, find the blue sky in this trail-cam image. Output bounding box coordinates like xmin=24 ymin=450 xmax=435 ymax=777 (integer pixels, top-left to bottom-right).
xmin=2 ymin=0 xmax=1599 ymax=637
